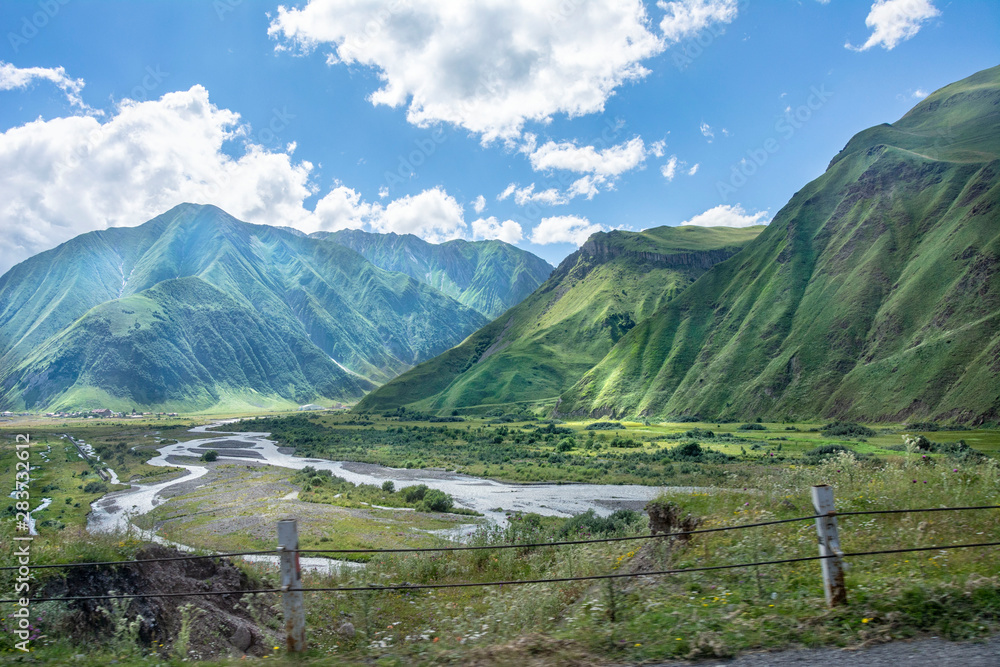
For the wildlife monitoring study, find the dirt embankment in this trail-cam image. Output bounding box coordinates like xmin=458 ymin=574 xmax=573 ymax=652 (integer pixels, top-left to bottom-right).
xmin=40 ymin=544 xmax=279 ymax=659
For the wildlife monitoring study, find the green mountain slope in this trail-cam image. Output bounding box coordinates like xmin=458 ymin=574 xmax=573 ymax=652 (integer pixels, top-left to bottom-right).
xmin=323 ymin=229 xmax=553 ymax=318
xmin=355 ymin=225 xmax=763 ymax=414
xmin=560 ymin=65 xmax=1000 ymax=424
xmin=0 ymin=204 xmax=493 ymax=412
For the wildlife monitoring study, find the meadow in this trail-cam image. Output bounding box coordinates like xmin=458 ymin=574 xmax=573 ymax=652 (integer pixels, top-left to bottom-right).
xmin=0 ymin=413 xmax=997 ymax=664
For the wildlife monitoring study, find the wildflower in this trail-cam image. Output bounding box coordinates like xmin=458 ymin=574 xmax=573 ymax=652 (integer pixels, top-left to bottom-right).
xmin=634 ymin=643 xmax=642 ymax=647
xmin=862 ymin=618 xmax=870 ymax=623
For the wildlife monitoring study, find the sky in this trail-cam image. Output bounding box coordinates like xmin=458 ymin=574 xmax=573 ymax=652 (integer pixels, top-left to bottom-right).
xmin=0 ymin=0 xmax=997 ymax=273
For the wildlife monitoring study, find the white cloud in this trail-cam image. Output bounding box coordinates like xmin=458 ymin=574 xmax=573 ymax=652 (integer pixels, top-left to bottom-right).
xmin=687 ymin=163 xmax=700 ymax=175
xmin=847 ymin=0 xmax=940 ymax=52
xmin=661 ymin=155 xmax=679 ymax=181
xmin=472 ymin=194 xmax=486 ymax=213
xmin=649 ymin=139 xmax=666 ymax=157
xmin=529 ymin=215 xmax=603 ymax=246
xmin=268 ymin=0 xmax=664 ymax=142
xmin=912 ymin=88 xmax=929 ymax=99
xmin=378 ymin=185 xmax=389 ymax=198
xmin=658 ymin=0 xmax=738 ymax=44
xmin=0 ymin=85 xmax=322 ymax=273
xmin=700 ymin=122 xmax=714 ymax=141
xmin=0 ymin=61 xmax=93 ymax=111
xmin=528 ymin=136 xmax=648 ymax=177
xmin=306 ymin=185 xmax=377 ymax=233
xmin=681 ymin=204 xmax=770 ymax=228
xmin=0 ymin=84 xmax=499 ymax=272
xmin=371 ymin=187 xmax=467 ymax=242
xmin=497 ymin=183 xmax=517 ymax=202
xmin=509 ymin=183 xmax=569 ymax=207
xmin=472 ymin=216 xmax=523 ymax=244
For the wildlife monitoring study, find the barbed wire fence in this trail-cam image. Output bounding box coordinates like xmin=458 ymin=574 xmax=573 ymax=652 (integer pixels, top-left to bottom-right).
xmin=1 ymin=490 xmax=998 ymax=653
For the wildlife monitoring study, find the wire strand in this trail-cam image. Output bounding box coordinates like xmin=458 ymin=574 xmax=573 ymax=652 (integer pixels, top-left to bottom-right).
xmin=4 ymin=540 xmax=996 ymax=604
xmin=6 ymin=504 xmax=998 ymax=568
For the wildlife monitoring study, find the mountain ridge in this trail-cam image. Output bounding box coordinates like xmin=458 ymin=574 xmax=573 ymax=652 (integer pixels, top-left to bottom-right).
xmin=0 ymin=204 xmax=549 ymax=412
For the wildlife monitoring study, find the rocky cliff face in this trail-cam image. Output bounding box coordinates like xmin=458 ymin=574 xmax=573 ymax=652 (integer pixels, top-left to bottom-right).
xmin=577 ymin=236 xmax=747 ymax=271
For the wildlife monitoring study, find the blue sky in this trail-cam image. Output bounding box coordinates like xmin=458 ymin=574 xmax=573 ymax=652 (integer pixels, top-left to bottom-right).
xmin=0 ymin=0 xmax=997 ymax=272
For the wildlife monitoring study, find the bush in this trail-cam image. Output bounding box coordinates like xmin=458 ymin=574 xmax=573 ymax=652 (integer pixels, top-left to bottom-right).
xmin=803 ymin=443 xmax=853 ymax=462
xmin=738 ymin=423 xmax=766 ymax=431
xmin=200 ymin=450 xmax=219 ymax=462
xmin=381 ymin=480 xmax=395 ymax=493
xmin=83 ymin=481 xmax=108 ymax=494
xmin=666 ymin=442 xmax=735 ymax=463
xmin=557 ymin=509 xmax=641 ymax=537
xmin=683 ymin=428 xmax=715 ymax=439
xmin=556 ymin=438 xmax=575 ymax=452
xmin=821 ymin=422 xmax=875 ymax=438
xmin=418 ymin=489 xmax=453 ymax=513
xmin=585 ymin=422 xmax=623 ymax=430
xmin=400 ymin=484 xmax=428 ymax=503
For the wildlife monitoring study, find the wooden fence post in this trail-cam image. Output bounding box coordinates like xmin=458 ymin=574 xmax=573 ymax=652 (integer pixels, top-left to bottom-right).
xmin=278 ymin=519 xmax=307 ymax=652
xmin=811 ymin=485 xmax=847 ymax=606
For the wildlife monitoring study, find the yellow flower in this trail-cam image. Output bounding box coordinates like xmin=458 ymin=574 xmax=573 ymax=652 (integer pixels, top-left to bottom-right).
xmin=862 ymin=618 xmax=870 ymax=623
xmin=634 ymin=643 xmax=642 ymax=647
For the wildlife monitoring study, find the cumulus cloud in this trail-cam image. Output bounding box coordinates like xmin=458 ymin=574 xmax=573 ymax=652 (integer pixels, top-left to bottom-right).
xmin=661 ymin=155 xmax=679 ymax=181
xmin=700 ymin=122 xmax=714 ymax=141
xmin=681 ymin=204 xmax=770 ymax=228
xmin=306 ymin=185 xmax=378 ymax=233
xmin=529 ymin=215 xmax=603 ymax=246
xmin=0 ymin=84 xmax=512 ymax=272
xmin=687 ymin=163 xmax=700 ymax=175
xmin=268 ymin=0 xmax=663 ymax=142
xmin=528 ymin=137 xmax=648 ymax=177
xmin=472 ymin=195 xmax=486 ymax=213
xmin=501 ymin=183 xmax=569 ymax=207
xmin=0 ymin=85 xmax=325 ymax=272
xmin=658 ymin=0 xmax=739 ymax=44
xmin=370 ymin=187 xmax=467 ymax=242
xmin=0 ymin=61 xmax=92 ymax=111
xmin=472 ymin=216 xmax=523 ymax=244
xmin=847 ymin=0 xmax=940 ymax=51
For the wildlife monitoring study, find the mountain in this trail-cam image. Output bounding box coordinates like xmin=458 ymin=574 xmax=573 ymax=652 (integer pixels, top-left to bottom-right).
xmin=320 ymin=229 xmax=553 ymax=319
xmin=558 ymin=65 xmax=1000 ymax=424
xmin=355 ymin=225 xmax=763 ymax=414
xmin=0 ymin=204 xmax=502 ymax=412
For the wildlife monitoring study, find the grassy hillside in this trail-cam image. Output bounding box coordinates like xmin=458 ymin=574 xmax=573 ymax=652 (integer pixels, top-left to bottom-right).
xmin=0 ymin=204 xmax=492 ymax=411
xmin=560 ymin=65 xmax=1000 ymax=424
xmin=356 ymin=225 xmax=763 ymax=414
xmin=325 ymin=229 xmax=553 ymax=318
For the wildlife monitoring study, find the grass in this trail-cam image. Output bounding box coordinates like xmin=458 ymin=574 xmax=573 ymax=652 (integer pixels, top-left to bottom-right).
xmin=1 ymin=415 xmax=997 ymax=664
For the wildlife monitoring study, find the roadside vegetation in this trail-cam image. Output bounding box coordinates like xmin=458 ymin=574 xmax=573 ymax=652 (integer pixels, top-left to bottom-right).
xmin=0 ymin=415 xmax=997 ymax=664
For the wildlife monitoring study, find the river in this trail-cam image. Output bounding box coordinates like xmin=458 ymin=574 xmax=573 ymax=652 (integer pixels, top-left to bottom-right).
xmin=87 ymin=421 xmax=691 ymax=566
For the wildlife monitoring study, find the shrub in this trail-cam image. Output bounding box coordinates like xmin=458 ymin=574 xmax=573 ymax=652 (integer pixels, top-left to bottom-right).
xmin=683 ymin=428 xmax=715 ymax=439
xmin=803 ymin=443 xmax=853 ymax=462
xmin=200 ymin=450 xmax=218 ymax=462
xmin=381 ymin=480 xmax=395 ymax=493
xmin=83 ymin=481 xmax=108 ymax=494
xmin=585 ymin=422 xmax=623 ymax=430
xmin=556 ymin=438 xmax=575 ymax=452
xmin=418 ymin=489 xmax=454 ymax=513
xmin=738 ymin=423 xmax=766 ymax=431
xmin=821 ymin=422 xmax=875 ymax=438
xmin=557 ymin=509 xmax=641 ymax=537
xmin=400 ymin=484 xmax=428 ymax=503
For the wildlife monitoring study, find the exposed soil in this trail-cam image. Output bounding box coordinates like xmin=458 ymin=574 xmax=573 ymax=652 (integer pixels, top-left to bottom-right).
xmin=39 ymin=544 xmax=280 ymax=660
